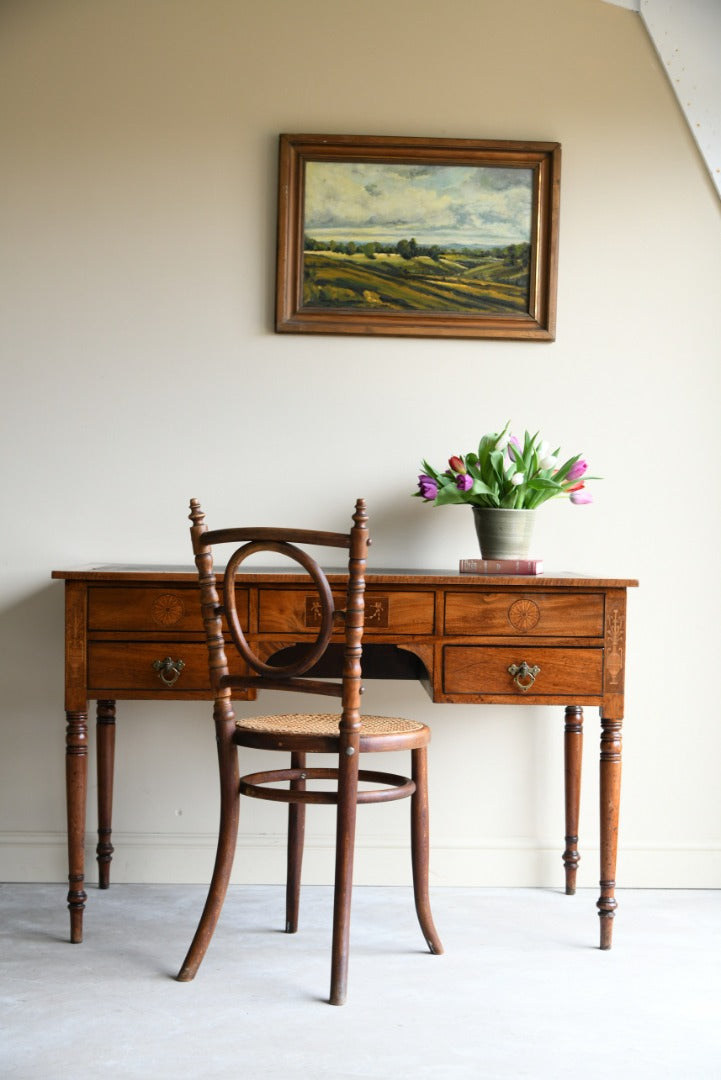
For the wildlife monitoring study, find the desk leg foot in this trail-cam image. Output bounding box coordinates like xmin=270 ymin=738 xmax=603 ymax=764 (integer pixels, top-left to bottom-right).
xmin=96 ymin=700 xmax=116 ymax=889
xmin=66 ymin=709 xmax=88 ymax=943
xmin=68 ymin=875 xmax=87 ymax=944
xmin=598 ymin=888 xmax=617 ymax=949
xmin=562 ymin=705 xmax=583 ymax=895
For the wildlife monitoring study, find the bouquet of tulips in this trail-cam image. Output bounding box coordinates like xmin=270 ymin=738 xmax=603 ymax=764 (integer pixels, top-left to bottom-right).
xmin=415 ymin=422 xmax=594 ymax=509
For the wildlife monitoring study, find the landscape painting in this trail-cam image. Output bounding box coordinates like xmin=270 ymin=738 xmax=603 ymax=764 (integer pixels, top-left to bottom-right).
xmin=303 ymin=161 xmax=533 ymax=316
xmin=275 ymin=135 xmax=561 ymax=340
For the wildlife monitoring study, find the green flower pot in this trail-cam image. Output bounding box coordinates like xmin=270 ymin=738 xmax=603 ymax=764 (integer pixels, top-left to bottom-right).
xmin=472 ymin=507 xmax=536 ymax=559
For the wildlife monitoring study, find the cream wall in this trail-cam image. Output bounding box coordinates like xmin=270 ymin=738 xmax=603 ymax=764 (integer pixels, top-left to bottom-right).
xmin=1 ymin=0 xmax=720 ymax=891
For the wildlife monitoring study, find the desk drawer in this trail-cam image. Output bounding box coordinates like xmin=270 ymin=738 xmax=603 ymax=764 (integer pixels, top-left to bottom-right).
xmin=444 ymin=592 xmax=604 ymax=637
xmin=443 ymin=646 xmax=603 ymax=697
xmin=88 ymin=643 xmax=244 ymax=692
xmin=88 ymin=587 xmax=248 ymax=633
xmin=258 ymin=589 xmax=435 ymax=635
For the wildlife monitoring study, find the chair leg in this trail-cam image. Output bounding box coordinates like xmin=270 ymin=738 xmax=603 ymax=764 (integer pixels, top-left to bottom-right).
xmin=177 ymin=723 xmax=240 ymax=982
xmin=329 ymin=747 xmax=360 ymax=1006
xmin=286 ymin=751 xmax=306 ymax=933
xmin=411 ymin=747 xmax=443 ymax=955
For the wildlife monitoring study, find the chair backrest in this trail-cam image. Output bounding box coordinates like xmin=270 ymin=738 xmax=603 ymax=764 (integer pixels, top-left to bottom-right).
xmin=188 ymin=497 xmax=370 ymax=735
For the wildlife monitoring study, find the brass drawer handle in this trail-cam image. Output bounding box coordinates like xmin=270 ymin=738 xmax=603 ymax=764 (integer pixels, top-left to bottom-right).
xmin=152 ymin=657 xmax=185 ymax=687
xmin=508 ymin=661 xmax=540 ymax=693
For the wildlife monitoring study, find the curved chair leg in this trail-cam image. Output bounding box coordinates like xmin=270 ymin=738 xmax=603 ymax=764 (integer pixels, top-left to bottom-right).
xmin=177 ymin=723 xmax=239 ymax=982
xmin=286 ymin=751 xmax=306 ymax=933
xmin=329 ymin=747 xmax=360 ymax=1006
xmin=411 ymin=747 xmax=443 ymax=955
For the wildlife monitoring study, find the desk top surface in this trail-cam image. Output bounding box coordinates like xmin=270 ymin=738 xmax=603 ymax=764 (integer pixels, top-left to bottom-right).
xmin=52 ymin=565 xmax=638 ymax=588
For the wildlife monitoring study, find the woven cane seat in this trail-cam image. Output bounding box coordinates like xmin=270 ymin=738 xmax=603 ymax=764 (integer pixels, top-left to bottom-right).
xmin=237 ymin=713 xmax=423 ymax=736
xmin=234 ymin=712 xmax=430 ymax=753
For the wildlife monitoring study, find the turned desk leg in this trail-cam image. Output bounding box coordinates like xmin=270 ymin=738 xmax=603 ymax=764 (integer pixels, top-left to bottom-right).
xmin=96 ymin=700 xmax=116 ymax=889
xmin=563 ymin=705 xmax=583 ymax=895
xmin=66 ymin=709 xmax=88 ymax=943
xmin=598 ymin=713 xmax=623 ymax=949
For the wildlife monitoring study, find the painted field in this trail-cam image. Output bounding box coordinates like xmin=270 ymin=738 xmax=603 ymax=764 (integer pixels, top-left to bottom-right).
xmin=302 ymin=246 xmax=530 ymax=314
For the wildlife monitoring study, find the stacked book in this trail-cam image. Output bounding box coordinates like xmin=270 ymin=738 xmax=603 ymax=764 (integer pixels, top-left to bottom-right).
xmin=459 ymin=558 xmax=543 ymax=575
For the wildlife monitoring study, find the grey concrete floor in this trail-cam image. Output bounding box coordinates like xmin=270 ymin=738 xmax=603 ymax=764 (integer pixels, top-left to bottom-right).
xmin=2 ymin=883 xmax=720 ymax=1079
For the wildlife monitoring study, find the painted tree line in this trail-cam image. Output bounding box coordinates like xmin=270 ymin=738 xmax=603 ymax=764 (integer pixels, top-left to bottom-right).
xmin=304 ymin=235 xmax=531 ymax=268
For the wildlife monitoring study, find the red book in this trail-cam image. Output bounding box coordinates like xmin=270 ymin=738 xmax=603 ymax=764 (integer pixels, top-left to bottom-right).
xmin=459 ymin=557 xmax=543 ymax=575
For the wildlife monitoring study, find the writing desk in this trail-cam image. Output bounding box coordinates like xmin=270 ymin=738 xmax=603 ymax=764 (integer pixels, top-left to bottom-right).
xmin=52 ymin=566 xmax=636 ymax=949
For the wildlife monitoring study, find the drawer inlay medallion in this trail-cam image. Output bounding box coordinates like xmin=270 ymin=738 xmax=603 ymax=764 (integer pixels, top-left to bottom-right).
xmin=508 ymin=598 xmax=540 ymax=632
xmin=151 ymin=593 xmax=185 ymax=626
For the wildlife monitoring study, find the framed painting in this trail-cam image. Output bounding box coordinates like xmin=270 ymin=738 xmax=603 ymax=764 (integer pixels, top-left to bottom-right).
xmin=275 ymin=133 xmax=561 ymax=341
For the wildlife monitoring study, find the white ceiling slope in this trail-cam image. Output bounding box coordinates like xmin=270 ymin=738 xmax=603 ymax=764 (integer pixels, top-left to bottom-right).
xmin=603 ymin=0 xmax=721 ymax=200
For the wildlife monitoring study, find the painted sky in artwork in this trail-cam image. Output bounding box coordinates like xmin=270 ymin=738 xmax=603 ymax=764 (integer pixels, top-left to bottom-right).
xmin=304 ymin=161 xmax=533 ymax=248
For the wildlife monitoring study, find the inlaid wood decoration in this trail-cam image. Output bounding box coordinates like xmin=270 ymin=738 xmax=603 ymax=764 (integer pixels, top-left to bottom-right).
xmin=605 ymin=604 xmax=626 ymax=689
xmin=305 ymin=594 xmax=389 ymax=629
xmin=151 ymin=593 xmax=185 ymax=626
xmin=276 ymin=133 xmax=561 ymax=340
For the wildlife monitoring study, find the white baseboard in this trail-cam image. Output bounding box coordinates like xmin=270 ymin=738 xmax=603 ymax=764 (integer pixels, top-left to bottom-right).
xmin=2 ymin=831 xmax=721 ymax=888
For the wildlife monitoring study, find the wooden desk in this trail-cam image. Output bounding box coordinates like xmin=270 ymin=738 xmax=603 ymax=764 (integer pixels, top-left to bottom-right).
xmin=52 ymin=566 xmax=637 ymax=949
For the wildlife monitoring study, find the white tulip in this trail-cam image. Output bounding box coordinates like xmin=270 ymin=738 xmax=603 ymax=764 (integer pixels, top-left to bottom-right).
xmin=510 ymin=472 xmax=524 ymax=486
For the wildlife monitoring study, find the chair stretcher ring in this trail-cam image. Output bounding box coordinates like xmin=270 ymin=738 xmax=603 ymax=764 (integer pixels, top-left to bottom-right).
xmin=238 ymin=766 xmax=416 ymax=805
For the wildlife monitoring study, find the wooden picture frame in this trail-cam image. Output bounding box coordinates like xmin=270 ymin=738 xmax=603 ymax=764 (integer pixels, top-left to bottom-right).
xmin=275 ymin=133 xmax=561 ymax=341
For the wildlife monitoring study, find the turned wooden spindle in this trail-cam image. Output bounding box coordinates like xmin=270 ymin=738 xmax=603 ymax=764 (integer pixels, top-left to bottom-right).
xmin=563 ymin=705 xmax=583 ymax=895
xmin=65 ymin=709 xmax=88 ymax=943
xmin=96 ymin=699 xmax=116 ymax=888
xmin=598 ymin=714 xmax=623 ymax=948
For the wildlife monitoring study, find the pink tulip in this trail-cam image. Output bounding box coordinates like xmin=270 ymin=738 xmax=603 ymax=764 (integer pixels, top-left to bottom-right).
xmin=566 ymin=459 xmax=588 ymax=482
xmin=570 ymin=487 xmax=593 ymax=505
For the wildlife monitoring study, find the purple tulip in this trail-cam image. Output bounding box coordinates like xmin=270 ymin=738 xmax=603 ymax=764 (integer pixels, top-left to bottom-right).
xmin=566 ymin=458 xmax=588 ymax=482
xmin=570 ymin=488 xmax=593 ymax=505
xmin=418 ymin=474 xmax=439 ymax=501
xmin=456 ymin=472 xmax=473 ymax=493
xmin=507 ymin=435 xmax=522 ymax=462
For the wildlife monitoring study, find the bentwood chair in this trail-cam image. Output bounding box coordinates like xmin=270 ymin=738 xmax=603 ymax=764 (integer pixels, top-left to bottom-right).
xmin=176 ymin=498 xmax=442 ymax=1005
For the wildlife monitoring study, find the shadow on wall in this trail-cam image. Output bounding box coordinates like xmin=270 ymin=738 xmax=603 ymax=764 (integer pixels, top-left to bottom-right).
xmin=361 ymin=489 xmax=473 ymax=569
xmin=0 ymin=582 xmax=65 ymax=712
